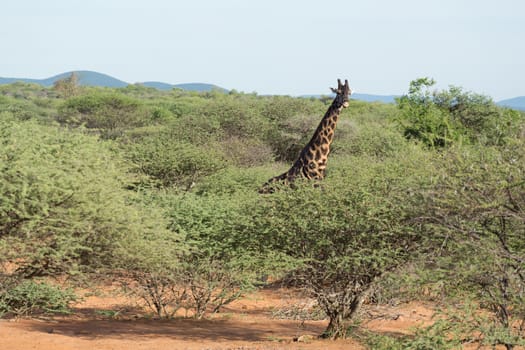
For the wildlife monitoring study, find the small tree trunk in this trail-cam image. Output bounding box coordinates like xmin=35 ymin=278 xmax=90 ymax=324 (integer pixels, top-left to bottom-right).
xmin=322 ymin=313 xmax=348 ymax=339
xmin=320 ymin=293 xmax=367 ymax=339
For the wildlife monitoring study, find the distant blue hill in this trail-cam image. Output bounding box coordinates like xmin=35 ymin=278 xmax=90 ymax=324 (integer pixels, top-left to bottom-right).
xmin=497 ymin=96 xmax=525 ymax=111
xmin=0 ymin=70 xmax=128 ymax=88
xmin=0 ymin=71 xmax=228 ymax=93
xmin=141 ymin=81 xmax=228 ymax=93
xmin=175 ymin=83 xmax=229 ymax=93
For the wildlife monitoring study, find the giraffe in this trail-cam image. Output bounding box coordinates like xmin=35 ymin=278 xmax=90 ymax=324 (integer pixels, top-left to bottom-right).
xmin=260 ymin=79 xmax=352 ymax=193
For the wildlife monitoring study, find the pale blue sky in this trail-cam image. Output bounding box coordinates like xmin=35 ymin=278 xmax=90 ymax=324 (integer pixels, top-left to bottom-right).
xmin=1 ymin=0 xmax=523 ymax=99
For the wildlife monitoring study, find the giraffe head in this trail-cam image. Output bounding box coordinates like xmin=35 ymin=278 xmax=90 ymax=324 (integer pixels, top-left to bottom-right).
xmin=331 ymin=79 xmax=352 ymax=108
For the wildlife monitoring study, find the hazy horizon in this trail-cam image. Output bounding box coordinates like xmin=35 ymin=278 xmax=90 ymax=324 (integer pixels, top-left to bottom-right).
xmin=1 ymin=0 xmax=524 ymax=100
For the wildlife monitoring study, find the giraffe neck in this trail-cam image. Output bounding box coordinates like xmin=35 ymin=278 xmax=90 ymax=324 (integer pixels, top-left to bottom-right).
xmin=307 ymin=103 xmax=343 ymax=154
xmin=288 ymin=102 xmax=343 ymax=179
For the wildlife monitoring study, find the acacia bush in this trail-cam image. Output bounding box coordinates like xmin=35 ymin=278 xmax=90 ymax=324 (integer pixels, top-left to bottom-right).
xmin=127 ymin=133 xmax=226 ymax=190
xmin=260 ymin=95 xmax=323 ymax=122
xmin=343 ymin=100 xmax=397 ymax=124
xmin=0 ymin=114 xmax=172 ymax=277
xmin=396 ymin=78 xmax=466 ymax=147
xmin=417 ymin=143 xmax=525 ymax=349
xmin=125 ymin=271 xmax=188 ymax=319
xmin=0 ymin=279 xmax=77 ymax=317
xmin=193 ymin=166 xmax=273 ymax=195
xmin=254 ymin=146 xmax=437 ymax=339
xmin=150 ymin=189 xmax=290 ymax=318
xmin=333 ymin=121 xmax=408 ymax=159
xmin=432 ymin=86 xmax=522 ymax=145
xmin=57 ymin=91 xmax=149 ymax=138
xmin=265 ymin=113 xmax=319 ymax=162
xmin=196 ymin=97 xmax=266 ymax=139
xmin=396 ymin=78 xmax=522 ymax=148
xmin=0 ymin=93 xmax=58 ymax=122
xmin=217 ymin=136 xmax=275 ymax=167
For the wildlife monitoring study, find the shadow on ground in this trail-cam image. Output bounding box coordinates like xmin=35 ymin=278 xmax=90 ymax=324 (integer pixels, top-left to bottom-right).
xmin=27 ymin=316 xmax=325 ymax=342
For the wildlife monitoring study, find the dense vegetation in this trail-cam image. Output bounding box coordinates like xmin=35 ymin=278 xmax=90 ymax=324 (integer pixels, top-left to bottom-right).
xmin=0 ymin=77 xmax=524 ymax=348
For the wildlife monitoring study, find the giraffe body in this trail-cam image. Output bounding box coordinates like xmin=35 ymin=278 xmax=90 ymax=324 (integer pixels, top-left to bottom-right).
xmin=260 ymin=79 xmax=352 ymax=192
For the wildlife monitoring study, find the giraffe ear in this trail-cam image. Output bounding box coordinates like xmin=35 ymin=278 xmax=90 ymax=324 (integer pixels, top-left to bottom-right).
xmin=344 ymin=79 xmax=352 ymax=95
xmin=330 ymin=87 xmax=338 ymax=94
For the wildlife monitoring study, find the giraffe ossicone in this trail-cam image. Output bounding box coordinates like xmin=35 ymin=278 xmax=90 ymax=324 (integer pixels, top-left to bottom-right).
xmin=260 ymin=79 xmax=352 ymax=193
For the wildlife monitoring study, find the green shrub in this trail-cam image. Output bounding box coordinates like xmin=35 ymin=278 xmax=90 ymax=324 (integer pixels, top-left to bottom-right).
xmin=334 ymin=122 xmax=408 ymax=159
xmin=344 ymin=99 xmax=397 ymax=124
xmin=254 ymin=145 xmax=437 ymax=339
xmin=148 ymin=190 xmax=291 ymax=318
xmin=128 ymin=134 xmax=226 ymax=189
xmin=125 ymin=271 xmax=188 ymax=319
xmin=396 ymin=78 xmax=524 ymax=148
xmin=433 ymin=86 xmax=522 ymax=145
xmin=57 ymin=91 xmax=148 ymax=138
xmin=0 ymin=116 xmax=171 ymax=276
xmin=365 ymin=319 xmax=462 ymax=350
xmin=200 ymin=98 xmax=265 ymax=138
xmin=396 ymin=78 xmax=465 ymax=147
xmin=194 ymin=166 xmax=273 ymax=195
xmin=418 ymin=143 xmax=525 ymax=349
xmin=0 ymin=279 xmax=77 ymax=317
xmin=0 ymin=98 xmax=43 ymax=121
xmin=367 ymin=300 xmax=525 ymax=350
xmin=1 ymin=82 xmax=56 ymax=98
xmin=166 ymin=112 xmax=222 ymax=145
xmin=217 ymin=137 xmax=274 ymax=167
xmin=265 ymin=113 xmax=319 ymax=162
xmin=150 ymin=106 xmax=173 ymax=121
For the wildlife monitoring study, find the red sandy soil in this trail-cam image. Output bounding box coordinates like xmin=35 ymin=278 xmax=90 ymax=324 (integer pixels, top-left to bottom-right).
xmin=0 ymin=286 xmax=437 ymax=350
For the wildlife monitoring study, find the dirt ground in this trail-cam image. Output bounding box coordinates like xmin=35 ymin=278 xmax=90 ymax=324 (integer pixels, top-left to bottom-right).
xmin=0 ymin=286 xmax=436 ymax=350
